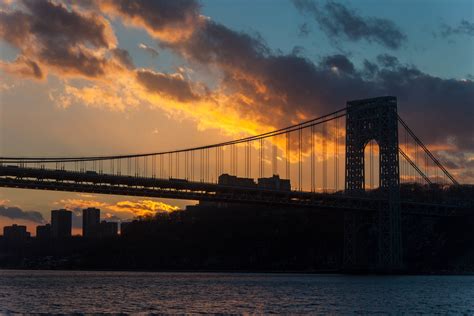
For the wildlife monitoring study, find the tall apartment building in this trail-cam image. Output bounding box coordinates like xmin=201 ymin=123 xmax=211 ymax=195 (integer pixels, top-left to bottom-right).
xmin=51 ymin=209 xmax=72 ymax=238
xmin=83 ymin=207 xmax=100 ymax=237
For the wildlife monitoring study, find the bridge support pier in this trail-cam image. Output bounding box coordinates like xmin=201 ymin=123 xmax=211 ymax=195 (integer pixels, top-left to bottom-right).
xmin=343 ymin=211 xmax=357 ymax=270
xmin=344 ymin=96 xmax=403 ymax=273
xmin=376 ymin=193 xmax=403 ymax=272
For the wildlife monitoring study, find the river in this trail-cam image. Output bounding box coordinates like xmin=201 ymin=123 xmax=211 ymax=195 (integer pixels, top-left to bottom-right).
xmin=0 ymin=270 xmax=472 ymax=314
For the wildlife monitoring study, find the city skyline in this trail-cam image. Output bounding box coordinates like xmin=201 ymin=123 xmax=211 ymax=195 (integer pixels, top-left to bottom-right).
xmin=1 ymin=0 xmax=473 ymax=235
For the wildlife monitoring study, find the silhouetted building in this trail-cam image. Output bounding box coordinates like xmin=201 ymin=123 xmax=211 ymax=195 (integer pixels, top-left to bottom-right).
xmin=98 ymin=221 xmax=118 ymax=238
xmin=187 ymin=200 xmax=230 ymax=209
xmin=3 ymin=224 xmax=30 ymax=241
xmin=120 ymin=221 xmax=132 ymax=235
xmin=51 ymin=209 xmax=72 ymax=238
xmin=258 ymin=175 xmax=291 ymax=191
xmin=36 ymin=224 xmax=51 ymax=239
xmin=92 ymin=221 xmax=118 ymax=238
xmin=218 ymin=174 xmax=256 ymax=188
xmin=83 ymin=207 xmax=100 ymax=237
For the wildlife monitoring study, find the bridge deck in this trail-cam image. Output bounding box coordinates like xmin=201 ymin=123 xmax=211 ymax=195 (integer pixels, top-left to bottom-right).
xmin=0 ymin=166 xmax=468 ymax=217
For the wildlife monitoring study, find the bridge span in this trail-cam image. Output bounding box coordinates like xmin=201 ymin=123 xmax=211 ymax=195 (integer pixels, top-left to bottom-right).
xmin=0 ymin=96 xmax=469 ymax=272
xmin=0 ymin=165 xmax=466 ymax=218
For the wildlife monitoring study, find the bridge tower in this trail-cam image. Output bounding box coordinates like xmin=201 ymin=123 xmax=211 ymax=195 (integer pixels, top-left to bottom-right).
xmin=344 ymin=96 xmax=402 ymax=272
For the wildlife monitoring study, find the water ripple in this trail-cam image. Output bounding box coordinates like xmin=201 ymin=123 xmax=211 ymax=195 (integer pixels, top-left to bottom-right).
xmin=0 ymin=270 xmax=473 ymax=314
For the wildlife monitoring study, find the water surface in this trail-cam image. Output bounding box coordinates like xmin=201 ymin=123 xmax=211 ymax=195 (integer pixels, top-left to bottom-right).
xmin=0 ymin=270 xmax=472 ymax=314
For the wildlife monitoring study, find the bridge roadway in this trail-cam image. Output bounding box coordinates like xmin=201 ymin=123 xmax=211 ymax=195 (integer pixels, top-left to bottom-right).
xmin=0 ymin=166 xmax=467 ymax=217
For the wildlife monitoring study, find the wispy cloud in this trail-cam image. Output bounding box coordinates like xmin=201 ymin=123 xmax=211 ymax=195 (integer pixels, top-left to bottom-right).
xmin=138 ymin=43 xmax=159 ymax=58
xmin=439 ymin=19 xmax=474 ymax=38
xmin=292 ymin=0 xmax=406 ymax=49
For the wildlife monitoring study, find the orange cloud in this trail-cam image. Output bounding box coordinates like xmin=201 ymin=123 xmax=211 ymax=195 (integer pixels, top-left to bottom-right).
xmin=108 ymin=200 xmax=179 ymax=216
xmin=0 ymin=55 xmax=43 ymax=79
xmin=93 ymin=0 xmax=203 ymax=43
xmin=0 ymin=0 xmax=121 ymax=79
xmin=57 ymin=199 xmax=108 ymax=210
xmin=55 ymin=198 xmax=180 ymax=218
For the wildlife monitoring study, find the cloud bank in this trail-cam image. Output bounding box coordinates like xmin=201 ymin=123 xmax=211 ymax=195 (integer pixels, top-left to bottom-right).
xmin=0 ymin=205 xmax=45 ymax=224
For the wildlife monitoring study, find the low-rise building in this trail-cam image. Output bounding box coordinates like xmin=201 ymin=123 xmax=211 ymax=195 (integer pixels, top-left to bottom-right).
xmin=98 ymin=221 xmax=118 ymax=238
xmin=36 ymin=224 xmax=51 ymax=239
xmin=3 ymin=224 xmax=30 ymax=241
xmin=120 ymin=221 xmax=132 ymax=235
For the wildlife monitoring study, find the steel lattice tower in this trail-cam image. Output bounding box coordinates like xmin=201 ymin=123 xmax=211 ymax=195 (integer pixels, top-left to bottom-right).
xmin=344 ymin=96 xmax=402 ymax=272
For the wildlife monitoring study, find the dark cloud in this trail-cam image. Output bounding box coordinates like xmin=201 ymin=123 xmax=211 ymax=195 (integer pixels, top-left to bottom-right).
xmin=0 ymin=205 xmax=45 ymax=224
xmin=440 ymin=153 xmax=474 ymax=183
xmin=136 ymin=69 xmax=200 ymax=102
xmin=101 ymin=0 xmax=200 ymax=28
xmin=438 ymin=152 xmax=474 ymax=171
xmin=291 ymin=45 xmax=305 ymax=56
xmin=83 ymin=0 xmax=201 ymax=42
xmin=111 ymin=48 xmax=135 ymax=69
xmin=166 ymin=21 xmax=269 ymax=71
xmin=0 ymin=55 xmax=43 ymax=79
xmin=443 ymin=160 xmax=461 ymax=170
xmin=22 ymin=57 xmax=42 ymax=78
xmin=0 ymin=10 xmax=31 ymax=47
xmin=0 ymin=0 xmax=122 ymax=78
xmin=376 ymin=54 xmax=399 ymax=68
xmin=163 ymin=17 xmax=473 ymax=152
xmin=292 ymin=0 xmax=406 ymax=49
xmin=22 ymin=0 xmax=115 ymax=48
xmin=38 ymin=45 xmax=110 ymax=77
xmin=298 ymin=22 xmax=311 ymax=37
xmin=440 ymin=19 xmax=474 ymax=38
xmin=321 ymin=54 xmax=355 ymax=74
xmin=362 ymin=60 xmax=378 ymax=78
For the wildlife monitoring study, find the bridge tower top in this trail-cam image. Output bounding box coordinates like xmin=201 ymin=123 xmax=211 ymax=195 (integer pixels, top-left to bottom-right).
xmin=345 ymin=96 xmax=399 ymax=193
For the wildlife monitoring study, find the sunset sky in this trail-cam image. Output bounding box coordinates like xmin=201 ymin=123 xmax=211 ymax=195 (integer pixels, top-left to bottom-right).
xmin=0 ymin=0 xmax=473 ymax=235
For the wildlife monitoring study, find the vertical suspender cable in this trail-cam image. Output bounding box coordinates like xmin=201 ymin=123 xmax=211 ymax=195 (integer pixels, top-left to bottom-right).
xmin=311 ymin=125 xmax=315 ymax=192
xmin=335 ymin=117 xmax=339 ymax=191
xmin=286 ymin=132 xmax=290 ymax=181
xmin=272 ymin=141 xmax=277 ymax=176
xmin=298 ymin=128 xmax=302 ymax=191
xmin=322 ymin=123 xmax=327 ymax=192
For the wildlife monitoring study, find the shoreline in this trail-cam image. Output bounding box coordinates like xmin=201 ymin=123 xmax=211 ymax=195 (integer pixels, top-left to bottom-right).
xmin=1 ymin=267 xmax=473 ymax=276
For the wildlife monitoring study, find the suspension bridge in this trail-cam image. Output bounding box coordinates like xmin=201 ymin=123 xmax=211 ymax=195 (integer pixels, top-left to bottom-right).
xmin=0 ymin=96 xmax=470 ymax=272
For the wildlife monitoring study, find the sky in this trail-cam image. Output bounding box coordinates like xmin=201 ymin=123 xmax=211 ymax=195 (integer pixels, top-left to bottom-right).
xmin=0 ymin=0 xmax=473 ymax=235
